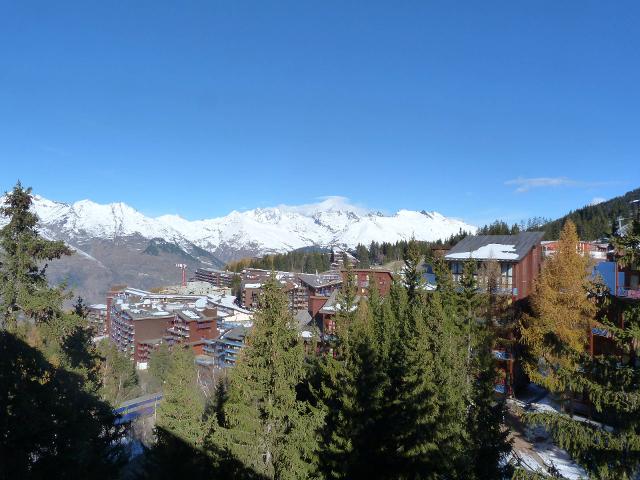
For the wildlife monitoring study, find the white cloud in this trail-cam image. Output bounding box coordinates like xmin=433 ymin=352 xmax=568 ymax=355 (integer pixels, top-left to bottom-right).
xmin=505 ymin=176 xmax=578 ymax=193
xmin=276 ymin=196 xmax=372 ymax=216
xmin=505 ymin=176 xmax=615 ymax=193
xmin=589 ymin=197 xmax=606 ymax=205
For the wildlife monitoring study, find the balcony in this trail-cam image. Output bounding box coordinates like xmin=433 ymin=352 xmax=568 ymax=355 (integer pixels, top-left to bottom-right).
xmin=617 ymin=287 xmax=640 ymax=300
xmin=492 ymin=350 xmax=512 ymax=361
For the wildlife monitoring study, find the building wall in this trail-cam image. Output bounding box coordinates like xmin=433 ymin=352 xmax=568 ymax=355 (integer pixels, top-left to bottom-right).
xmin=513 ymin=243 xmax=542 ymax=300
xmin=194 ymin=268 xmax=234 ymax=287
xmin=309 ymin=296 xmax=329 ymax=317
xmin=343 ymin=269 xmax=394 ymax=296
xmin=243 ymin=287 xmax=261 ymax=309
xmin=186 ymin=319 xmax=217 ymax=342
xmin=133 ymin=316 xmax=173 ymax=362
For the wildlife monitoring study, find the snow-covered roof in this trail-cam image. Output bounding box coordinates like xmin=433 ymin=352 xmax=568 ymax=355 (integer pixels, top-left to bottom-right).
xmin=446 ymin=243 xmax=518 ymax=260
xmin=206 ymin=293 xmax=252 ymax=315
xmin=445 ymin=232 xmax=544 ymax=262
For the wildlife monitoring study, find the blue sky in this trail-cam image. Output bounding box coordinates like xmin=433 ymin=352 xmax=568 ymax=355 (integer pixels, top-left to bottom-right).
xmin=1 ymin=1 xmax=638 ymax=226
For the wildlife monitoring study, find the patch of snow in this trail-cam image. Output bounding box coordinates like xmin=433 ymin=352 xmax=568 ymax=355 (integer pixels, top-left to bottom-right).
xmin=446 ymin=243 xmax=518 ymax=260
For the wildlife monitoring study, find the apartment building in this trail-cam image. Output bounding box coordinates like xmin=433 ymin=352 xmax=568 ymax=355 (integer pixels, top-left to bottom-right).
xmin=444 ymin=231 xmax=544 ymax=395
xmin=444 ymin=231 xmax=545 ymax=301
xmin=193 ymin=267 xmax=235 ymax=288
xmin=108 ymin=287 xmax=223 ymax=367
xmin=87 ymin=303 xmax=108 ymax=335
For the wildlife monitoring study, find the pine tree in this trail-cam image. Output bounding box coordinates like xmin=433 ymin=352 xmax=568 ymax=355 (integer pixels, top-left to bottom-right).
xmin=148 ymin=342 xmax=172 ymax=390
xmin=211 ymin=276 xmax=321 ymax=479
xmin=0 ymin=183 xmax=125 ymax=478
xmin=96 ymin=338 xmax=139 ymax=405
xmin=0 ymin=182 xmax=71 ymax=330
xmin=145 ymin=346 xmax=209 ymax=478
xmin=314 ymin=299 xmax=391 ymax=479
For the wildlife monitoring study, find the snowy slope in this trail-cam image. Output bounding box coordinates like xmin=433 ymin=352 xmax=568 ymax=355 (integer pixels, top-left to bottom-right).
xmin=1 ymin=195 xmax=477 ymax=260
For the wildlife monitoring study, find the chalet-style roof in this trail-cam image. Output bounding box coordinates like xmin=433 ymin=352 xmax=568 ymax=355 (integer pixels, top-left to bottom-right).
xmin=344 ymin=267 xmax=393 ymax=273
xmin=221 ymin=325 xmax=249 ymax=342
xmin=445 ymin=231 xmax=544 ymax=262
xmin=319 ymin=289 xmax=361 ymax=315
xmin=296 ymin=272 xmax=342 ymax=289
xmin=294 ymin=309 xmax=312 ymax=329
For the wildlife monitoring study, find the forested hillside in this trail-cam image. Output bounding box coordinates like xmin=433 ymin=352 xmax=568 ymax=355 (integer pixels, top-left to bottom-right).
xmin=540 ymin=187 xmax=640 ymax=240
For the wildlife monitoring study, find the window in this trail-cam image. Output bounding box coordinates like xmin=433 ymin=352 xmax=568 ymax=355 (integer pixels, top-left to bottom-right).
xmin=451 ymin=262 xmax=463 ymax=283
xmin=500 ymin=263 xmax=513 ymax=290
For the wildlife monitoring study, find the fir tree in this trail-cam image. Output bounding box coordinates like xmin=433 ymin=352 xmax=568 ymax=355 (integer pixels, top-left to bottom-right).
xmin=156 ymin=347 xmax=205 ymax=447
xmin=0 ymin=183 xmax=125 ymax=478
xmin=145 ymin=346 xmax=209 ymax=477
xmin=211 ymin=276 xmax=321 ymax=479
xmin=148 ymin=342 xmax=172 ymax=389
xmin=314 ymin=299 xmax=391 ymax=479
xmin=96 ymin=338 xmax=139 ymax=405
xmin=0 ymin=182 xmax=71 ymax=330
xmin=355 ymin=244 xmax=370 ymax=269
xmin=402 ymin=239 xmax=424 ymax=305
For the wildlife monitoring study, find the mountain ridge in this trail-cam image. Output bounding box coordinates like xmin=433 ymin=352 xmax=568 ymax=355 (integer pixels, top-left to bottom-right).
xmin=0 ymin=193 xmax=477 ymax=302
xmin=9 ymin=194 xmax=477 ymax=261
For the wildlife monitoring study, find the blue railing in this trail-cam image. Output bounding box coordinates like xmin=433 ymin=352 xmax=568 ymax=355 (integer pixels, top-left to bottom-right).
xmin=617 ymin=287 xmax=640 ymax=299
xmin=492 ymin=350 xmax=512 ymax=361
xmin=114 ymin=393 xmax=163 ymax=424
xmin=592 ymin=327 xmax=610 ymax=337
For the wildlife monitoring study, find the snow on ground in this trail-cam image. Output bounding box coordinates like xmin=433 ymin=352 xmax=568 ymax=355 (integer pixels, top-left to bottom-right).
xmin=510 ymin=385 xmax=590 ymax=479
xmin=534 ymin=440 xmax=588 ymax=479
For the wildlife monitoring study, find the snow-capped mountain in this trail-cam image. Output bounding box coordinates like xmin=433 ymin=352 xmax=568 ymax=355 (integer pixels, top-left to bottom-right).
xmin=0 ymin=194 xmax=476 ymax=302
xmin=11 ymin=195 xmax=476 ymax=260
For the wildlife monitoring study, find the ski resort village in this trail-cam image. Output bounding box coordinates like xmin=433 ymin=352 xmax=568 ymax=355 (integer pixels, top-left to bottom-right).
xmin=3 ymin=4 xmax=640 ymax=477
xmin=71 ymin=201 xmax=636 ymax=479
xmin=3 ymin=184 xmax=640 ymax=479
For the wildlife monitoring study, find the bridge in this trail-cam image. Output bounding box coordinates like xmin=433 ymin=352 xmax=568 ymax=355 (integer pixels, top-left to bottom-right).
xmin=114 ymin=392 xmax=163 ymax=424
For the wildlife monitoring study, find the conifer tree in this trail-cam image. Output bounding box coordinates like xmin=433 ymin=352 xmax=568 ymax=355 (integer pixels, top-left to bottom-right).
xmin=156 ymin=347 xmax=205 ymax=447
xmin=314 ymin=299 xmax=391 ymax=479
xmin=148 ymin=342 xmax=172 ymax=389
xmin=0 ymin=183 xmax=125 ymax=478
xmin=96 ymin=338 xmax=139 ymax=405
xmin=145 ymin=346 xmax=209 ymax=477
xmin=520 ymin=220 xmax=596 ymax=401
xmin=0 ymin=182 xmax=71 ymax=330
xmin=355 ymin=244 xmax=370 ymax=269
xmin=402 ymin=239 xmax=424 ymax=305
xmin=519 ymin=220 xmax=640 ymax=479
xmin=385 ymin=244 xmax=468 ymax=478
xmin=211 ymin=276 xmax=321 ymax=479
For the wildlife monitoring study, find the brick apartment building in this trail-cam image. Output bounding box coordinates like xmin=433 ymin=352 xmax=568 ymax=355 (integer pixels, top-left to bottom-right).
xmin=108 ymin=288 xmax=222 ymax=366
